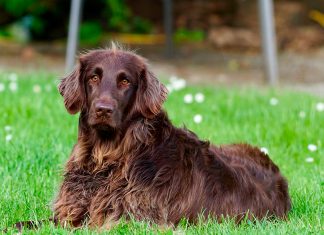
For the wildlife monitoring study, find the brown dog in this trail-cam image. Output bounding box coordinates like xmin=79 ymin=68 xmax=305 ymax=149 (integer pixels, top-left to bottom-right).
xmin=54 ymin=45 xmax=291 ymax=228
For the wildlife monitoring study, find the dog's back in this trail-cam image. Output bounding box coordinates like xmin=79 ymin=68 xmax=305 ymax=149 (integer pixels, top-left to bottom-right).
xmin=207 ymin=143 xmax=291 ymax=220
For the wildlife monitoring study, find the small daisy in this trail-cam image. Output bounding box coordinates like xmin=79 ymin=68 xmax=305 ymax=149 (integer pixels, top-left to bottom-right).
xmin=269 ymin=97 xmax=278 ymax=106
xmin=316 ymin=102 xmax=324 ymax=112
xmin=4 ymin=125 xmax=12 ymax=132
xmin=299 ymin=111 xmax=306 ymax=119
xmin=172 ymin=78 xmax=186 ymax=91
xmin=33 ymin=84 xmax=41 ymax=93
xmin=308 ymin=144 xmax=317 ymax=152
xmin=305 ymin=157 xmax=314 ymax=163
xmin=8 ymin=73 xmax=18 ymax=81
xmin=9 ymin=82 xmax=18 ymax=92
xmin=193 ymin=114 xmax=203 ymax=124
xmin=184 ymin=94 xmax=193 ymax=104
xmin=0 ymin=83 xmax=5 ymax=92
xmin=260 ymin=147 xmax=269 ymax=155
xmin=5 ymin=134 xmax=12 ymax=142
xmin=194 ymin=93 xmax=205 ymax=103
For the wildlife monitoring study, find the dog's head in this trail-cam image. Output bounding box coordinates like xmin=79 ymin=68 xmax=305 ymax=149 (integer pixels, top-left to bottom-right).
xmin=58 ymin=47 xmax=168 ymax=132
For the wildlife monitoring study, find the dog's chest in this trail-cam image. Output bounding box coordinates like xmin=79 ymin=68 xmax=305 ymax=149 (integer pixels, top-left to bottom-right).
xmin=85 ymin=162 xmax=160 ymax=221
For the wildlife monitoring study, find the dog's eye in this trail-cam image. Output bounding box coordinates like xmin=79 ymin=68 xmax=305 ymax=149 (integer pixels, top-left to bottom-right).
xmin=117 ymin=72 xmax=130 ymax=88
xmin=120 ymin=79 xmax=130 ymax=86
xmin=90 ymin=75 xmax=99 ymax=83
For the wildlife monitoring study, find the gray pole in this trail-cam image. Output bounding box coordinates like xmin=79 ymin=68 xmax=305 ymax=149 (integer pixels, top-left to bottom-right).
xmin=258 ymin=0 xmax=278 ymax=85
xmin=65 ymin=0 xmax=82 ymax=72
xmin=163 ymin=0 xmax=173 ymax=58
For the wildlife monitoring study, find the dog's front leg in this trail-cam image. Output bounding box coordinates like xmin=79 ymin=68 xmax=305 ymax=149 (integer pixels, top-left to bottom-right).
xmin=53 ymin=179 xmax=90 ymax=227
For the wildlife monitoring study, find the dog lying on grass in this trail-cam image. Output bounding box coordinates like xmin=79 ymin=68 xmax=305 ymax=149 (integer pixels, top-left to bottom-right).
xmin=8 ymin=45 xmax=291 ymax=232
xmin=53 ymin=45 xmax=291 ymax=228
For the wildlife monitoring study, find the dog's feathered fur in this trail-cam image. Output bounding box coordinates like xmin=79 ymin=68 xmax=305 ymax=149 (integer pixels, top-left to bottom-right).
xmin=54 ymin=46 xmax=291 ymax=228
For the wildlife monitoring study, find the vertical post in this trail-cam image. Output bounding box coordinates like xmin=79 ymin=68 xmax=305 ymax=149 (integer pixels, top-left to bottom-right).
xmin=65 ymin=0 xmax=82 ymax=72
xmin=258 ymin=0 xmax=278 ymax=85
xmin=163 ymin=0 xmax=174 ymax=58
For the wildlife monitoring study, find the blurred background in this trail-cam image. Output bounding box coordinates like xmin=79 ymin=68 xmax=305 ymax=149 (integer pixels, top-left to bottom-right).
xmin=0 ymin=0 xmax=323 ymax=95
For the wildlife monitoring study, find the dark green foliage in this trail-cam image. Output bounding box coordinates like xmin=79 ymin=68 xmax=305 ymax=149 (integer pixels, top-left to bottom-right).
xmin=174 ymin=28 xmax=205 ymax=42
xmin=0 ymin=0 xmax=153 ymax=41
xmin=0 ymin=0 xmax=40 ymax=17
xmin=80 ymin=21 xmax=103 ymax=46
xmin=0 ymin=0 xmax=70 ymax=40
xmin=104 ymin=0 xmax=152 ymax=34
xmin=105 ymin=0 xmax=131 ymax=32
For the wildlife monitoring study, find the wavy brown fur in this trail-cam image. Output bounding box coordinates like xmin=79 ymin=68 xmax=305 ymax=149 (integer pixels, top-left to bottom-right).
xmin=53 ymin=46 xmax=291 ymax=229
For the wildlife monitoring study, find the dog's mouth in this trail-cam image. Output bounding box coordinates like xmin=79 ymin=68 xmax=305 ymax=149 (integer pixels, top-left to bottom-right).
xmin=88 ymin=114 xmax=119 ymax=131
xmin=92 ymin=123 xmax=116 ymax=132
xmin=91 ymin=119 xmax=115 ymax=128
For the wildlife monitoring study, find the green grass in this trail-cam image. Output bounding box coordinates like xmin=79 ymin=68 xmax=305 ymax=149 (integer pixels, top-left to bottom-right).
xmin=0 ymin=72 xmax=323 ymax=234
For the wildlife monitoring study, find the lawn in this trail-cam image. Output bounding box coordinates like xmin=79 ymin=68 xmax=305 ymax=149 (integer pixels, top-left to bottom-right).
xmin=0 ymin=72 xmax=323 ymax=234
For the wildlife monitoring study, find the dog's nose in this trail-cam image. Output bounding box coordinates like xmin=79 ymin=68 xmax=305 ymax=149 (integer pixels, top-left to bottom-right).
xmin=95 ymin=103 xmax=114 ymax=117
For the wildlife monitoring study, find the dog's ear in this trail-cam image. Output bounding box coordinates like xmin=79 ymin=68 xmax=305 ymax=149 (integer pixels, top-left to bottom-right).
xmin=58 ymin=63 xmax=84 ymax=114
xmin=135 ymin=65 xmax=168 ymax=119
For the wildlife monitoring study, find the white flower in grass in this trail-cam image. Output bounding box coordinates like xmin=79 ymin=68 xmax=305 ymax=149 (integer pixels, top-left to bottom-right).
xmin=316 ymin=102 xmax=324 ymax=112
xmin=168 ymin=75 xmax=186 ymax=91
xmin=193 ymin=114 xmax=203 ymax=124
xmin=33 ymin=84 xmax=41 ymax=93
xmin=195 ymin=93 xmax=205 ymax=103
xmin=9 ymin=82 xmax=18 ymax=92
xmin=269 ymin=97 xmax=278 ymax=106
xmin=308 ymin=144 xmax=317 ymax=152
xmin=260 ymin=147 xmax=269 ymax=155
xmin=4 ymin=125 xmax=12 ymax=132
xmin=184 ymin=94 xmax=193 ymax=104
xmin=5 ymin=134 xmax=12 ymax=142
xmin=0 ymin=83 xmax=5 ymax=92
xmin=299 ymin=111 xmax=306 ymax=119
xmin=305 ymin=157 xmax=314 ymax=163
xmin=172 ymin=79 xmax=186 ymax=91
xmin=8 ymin=73 xmax=17 ymax=81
